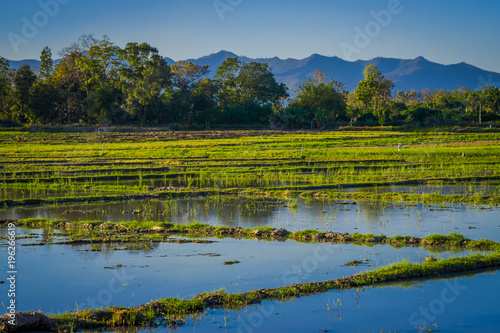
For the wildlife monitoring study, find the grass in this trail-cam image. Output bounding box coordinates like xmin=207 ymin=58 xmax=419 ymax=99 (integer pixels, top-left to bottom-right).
xmin=0 ymin=129 xmax=498 ymax=206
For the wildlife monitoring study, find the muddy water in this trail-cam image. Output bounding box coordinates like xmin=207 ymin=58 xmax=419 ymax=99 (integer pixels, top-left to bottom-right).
xmin=0 ymin=226 xmax=483 ymax=313
xmin=1 ymin=197 xmax=499 ymax=241
xmin=94 ymin=269 xmax=499 ymax=333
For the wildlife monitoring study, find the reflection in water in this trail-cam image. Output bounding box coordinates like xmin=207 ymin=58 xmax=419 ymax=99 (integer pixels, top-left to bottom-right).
xmin=80 ymin=269 xmax=500 ymax=333
xmin=346 ymin=184 xmax=500 ymax=197
xmin=1 ymin=196 xmax=498 ymax=240
xmin=0 ymin=230 xmax=486 ymax=314
xmin=359 ymin=201 xmax=384 ymax=225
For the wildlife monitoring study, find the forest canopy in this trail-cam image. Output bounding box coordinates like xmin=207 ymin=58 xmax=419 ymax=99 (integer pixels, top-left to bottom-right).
xmin=0 ymin=35 xmax=499 ymax=129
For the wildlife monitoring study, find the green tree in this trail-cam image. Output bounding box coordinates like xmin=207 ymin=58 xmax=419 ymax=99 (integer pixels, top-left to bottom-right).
xmin=484 ymin=86 xmax=500 ymax=114
xmin=30 ymin=81 xmax=60 ymax=123
xmin=171 ymin=61 xmax=209 ymax=91
xmin=354 ymin=64 xmax=394 ymax=114
xmin=76 ymin=40 xmax=121 ymax=92
xmin=52 ymin=50 xmax=86 ymax=124
xmin=215 ymin=58 xmax=287 ymax=109
xmin=279 ymin=106 xmax=308 ymax=129
xmin=290 ymin=71 xmax=347 ymax=128
xmin=395 ymin=89 xmax=422 ymax=106
xmin=75 ymin=40 xmax=122 ymax=123
xmin=12 ymin=64 xmax=37 ymax=123
xmin=190 ymin=78 xmax=220 ymax=129
xmin=237 ymin=62 xmax=288 ymax=106
xmin=170 ymin=61 xmax=210 ymax=124
xmin=215 ymin=57 xmax=241 ymax=109
xmin=40 ymin=46 xmax=54 ymax=80
xmin=118 ymin=42 xmax=171 ymax=126
xmin=0 ymin=57 xmax=12 ymax=117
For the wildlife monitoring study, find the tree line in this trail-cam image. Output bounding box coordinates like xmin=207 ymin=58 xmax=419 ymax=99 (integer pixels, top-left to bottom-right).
xmin=0 ymin=35 xmax=499 ymax=129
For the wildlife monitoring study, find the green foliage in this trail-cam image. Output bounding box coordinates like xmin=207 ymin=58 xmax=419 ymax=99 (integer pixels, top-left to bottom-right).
xmin=0 ymin=57 xmax=13 ymax=117
xmin=271 ymin=106 xmax=307 ymax=129
xmin=422 ymin=233 xmax=467 ymax=246
xmin=118 ymin=42 xmax=171 ymax=126
xmin=289 ymin=71 xmax=347 ymax=128
xmin=215 ymin=57 xmax=287 ymax=110
xmin=354 ymin=64 xmax=394 ymax=116
xmin=1 ymin=39 xmax=499 ymax=128
xmin=12 ymin=64 xmax=37 ymax=123
xmin=40 ymin=46 xmax=54 ymax=80
xmin=157 ymin=298 xmax=205 ymax=315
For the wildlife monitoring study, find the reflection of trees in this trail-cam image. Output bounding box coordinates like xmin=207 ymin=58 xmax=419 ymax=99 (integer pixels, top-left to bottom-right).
xmin=42 ymin=228 xmax=53 ymax=243
xmin=161 ymin=197 xmax=280 ymax=228
xmin=238 ymin=199 xmax=283 ymax=218
xmin=358 ymin=202 xmax=385 ymax=225
xmin=0 ymin=226 xmax=8 ymax=238
xmin=207 ymin=197 xmax=279 ymax=227
xmin=303 ymin=200 xmax=331 ymax=225
xmin=77 ymin=242 xmax=161 ymax=259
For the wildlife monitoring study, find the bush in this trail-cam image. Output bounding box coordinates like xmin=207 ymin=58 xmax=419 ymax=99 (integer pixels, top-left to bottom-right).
xmin=0 ymin=118 xmax=22 ymax=128
xmin=355 ymin=112 xmax=379 ymax=126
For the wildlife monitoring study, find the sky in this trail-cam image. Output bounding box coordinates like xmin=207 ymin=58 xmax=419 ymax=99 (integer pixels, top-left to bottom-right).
xmin=1 ymin=0 xmax=499 ymax=73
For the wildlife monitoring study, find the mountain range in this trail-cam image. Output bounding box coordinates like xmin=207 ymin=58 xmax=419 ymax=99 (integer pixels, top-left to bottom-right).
xmin=5 ymin=51 xmax=500 ymax=93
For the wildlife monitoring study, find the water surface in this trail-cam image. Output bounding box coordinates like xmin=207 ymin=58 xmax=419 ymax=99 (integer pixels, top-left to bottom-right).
xmin=1 ymin=197 xmax=499 ymax=240
xmin=0 ymin=226 xmax=482 ymax=314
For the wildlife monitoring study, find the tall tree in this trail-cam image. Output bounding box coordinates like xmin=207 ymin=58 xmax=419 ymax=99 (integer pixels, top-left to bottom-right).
xmin=30 ymin=80 xmax=60 ymax=124
xmin=238 ymin=62 xmax=288 ymax=106
xmin=52 ymin=49 xmax=86 ymax=124
xmin=54 ymin=35 xmax=112 ymax=120
xmin=40 ymin=46 xmax=54 ymax=80
xmin=75 ymin=40 xmax=122 ymax=123
xmin=12 ymin=64 xmax=37 ymax=123
xmin=170 ymin=61 xmax=210 ymax=123
xmin=215 ymin=57 xmax=242 ymax=109
xmin=171 ymin=61 xmax=209 ymax=91
xmin=290 ymin=72 xmax=347 ymax=128
xmin=0 ymin=57 xmax=12 ymax=117
xmin=190 ymin=78 xmax=220 ymax=129
xmin=484 ymin=86 xmax=500 ymax=114
xmin=354 ymin=64 xmax=394 ymax=114
xmin=118 ymin=42 xmax=171 ymax=125
xmin=215 ymin=58 xmax=287 ymax=109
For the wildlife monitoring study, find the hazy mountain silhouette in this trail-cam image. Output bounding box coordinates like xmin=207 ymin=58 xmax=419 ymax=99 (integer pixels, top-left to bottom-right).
xmin=173 ymin=51 xmax=500 ymax=93
xmin=6 ymin=51 xmax=500 ymax=93
xmin=7 ymin=59 xmax=44 ymax=70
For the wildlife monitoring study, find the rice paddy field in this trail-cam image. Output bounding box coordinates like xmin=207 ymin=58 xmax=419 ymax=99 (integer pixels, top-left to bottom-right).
xmin=1 ymin=128 xmax=500 ymax=333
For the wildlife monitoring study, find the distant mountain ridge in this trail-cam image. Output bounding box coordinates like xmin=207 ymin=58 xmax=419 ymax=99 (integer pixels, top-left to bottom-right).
xmin=5 ymin=51 xmax=500 ymax=93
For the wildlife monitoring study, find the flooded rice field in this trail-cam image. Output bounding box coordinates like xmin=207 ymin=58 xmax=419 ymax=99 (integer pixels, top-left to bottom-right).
xmin=90 ymin=270 xmax=499 ymax=333
xmin=1 ymin=196 xmax=499 ymax=240
xmin=2 ymin=226 xmax=486 ymax=314
xmin=1 ymin=130 xmax=499 ymax=332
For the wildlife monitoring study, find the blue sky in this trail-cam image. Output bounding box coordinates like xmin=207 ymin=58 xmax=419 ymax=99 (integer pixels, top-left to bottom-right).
xmin=1 ymin=0 xmax=499 ymax=72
